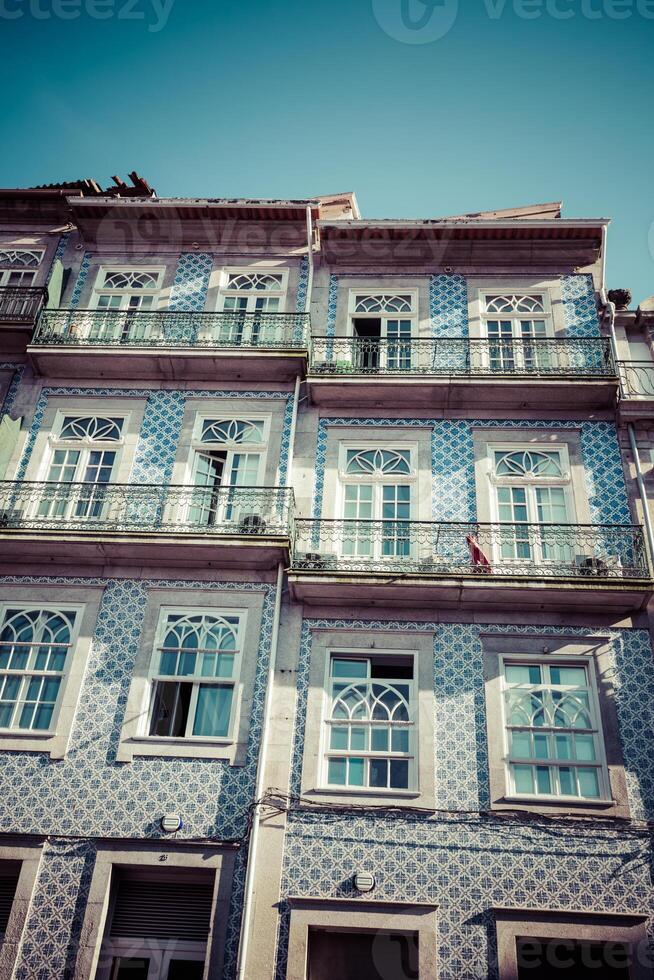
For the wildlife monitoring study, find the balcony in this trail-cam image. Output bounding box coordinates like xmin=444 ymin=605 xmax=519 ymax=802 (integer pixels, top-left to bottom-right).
xmin=618 ymin=361 xmax=654 ymax=419
xmin=0 ymin=482 xmax=294 ymax=570
xmin=289 ymin=519 xmax=651 ymax=613
xmin=28 ymin=309 xmax=310 ymax=382
xmin=308 ymin=336 xmax=617 ymax=410
xmin=0 ymin=287 xmax=48 ymax=352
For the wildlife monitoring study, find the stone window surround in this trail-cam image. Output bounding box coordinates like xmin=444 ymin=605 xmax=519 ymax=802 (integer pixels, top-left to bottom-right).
xmin=285 ymin=897 xmax=438 ymax=980
xmin=205 ymin=259 xmax=300 ymax=315
xmin=482 ymin=633 xmax=630 ymax=819
xmin=299 ymin=627 xmax=436 ymax=807
xmin=72 ymin=256 xmax=177 ymax=310
xmin=0 ymin=842 xmax=42 ymax=978
xmin=0 ymin=585 xmax=102 ymax=758
xmin=0 ymin=236 xmax=57 ymax=288
xmin=472 ymin=427 xmax=592 ymax=527
xmin=321 ymin=428 xmax=431 ymax=523
xmin=329 ymin=276 xmax=431 ymax=340
xmin=170 ymin=398 xmax=285 ymax=490
xmin=73 ymin=842 xmax=235 ymax=980
xmin=116 ymin=586 xmax=265 ymax=764
xmin=21 ymin=397 xmax=146 ymax=487
xmin=495 ymin=908 xmax=650 ymax=980
xmin=467 ymin=276 xmax=565 ymax=341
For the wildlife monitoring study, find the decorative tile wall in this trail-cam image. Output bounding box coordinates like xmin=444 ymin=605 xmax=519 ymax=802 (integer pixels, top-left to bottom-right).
xmin=277 ymin=617 xmax=654 ymax=979
xmin=168 ymin=252 xmax=213 ymax=312
xmin=15 ymin=386 xmax=294 ymax=487
xmin=430 ymin=274 xmax=469 ymax=337
xmin=312 ymin=418 xmax=631 ymax=528
xmin=296 ymin=256 xmax=309 ymax=314
xmin=68 ymin=252 xmax=91 ymax=309
xmin=0 ymin=363 xmax=24 ymax=417
xmin=560 ymin=274 xmax=601 ymax=337
xmin=1 ymin=573 xmax=276 ymax=980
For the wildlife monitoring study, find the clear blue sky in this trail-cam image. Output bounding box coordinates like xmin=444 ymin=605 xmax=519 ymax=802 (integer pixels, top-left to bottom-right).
xmin=1 ymin=0 xmax=653 ymax=301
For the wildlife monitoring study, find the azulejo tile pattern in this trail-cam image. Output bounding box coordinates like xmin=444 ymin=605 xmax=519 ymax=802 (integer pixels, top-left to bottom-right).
xmin=168 ymin=252 xmax=213 ymax=312
xmin=296 ymin=256 xmax=309 ymax=313
xmin=15 ymin=385 xmax=294 ymax=487
xmin=46 ymin=232 xmax=70 ymax=284
xmin=430 ymin=274 xmax=469 ymax=337
xmin=68 ymin=251 xmax=91 ymax=309
xmin=325 ymin=274 xmax=338 ymax=338
xmin=0 ymin=363 xmax=24 ymax=417
xmin=2 ymin=573 xmax=276 ymax=980
xmin=311 ymin=418 xmax=631 ymax=528
xmin=560 ymin=274 xmax=601 ymax=337
xmin=129 ymin=390 xmax=187 ymax=485
xmin=277 ymin=618 xmax=654 ymax=980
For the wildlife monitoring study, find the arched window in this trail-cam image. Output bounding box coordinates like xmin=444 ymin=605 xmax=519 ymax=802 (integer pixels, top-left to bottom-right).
xmin=148 ymin=611 xmax=244 ymax=740
xmin=482 ymin=292 xmax=551 ymax=374
xmin=0 ymin=607 xmax=77 ymax=731
xmin=325 ymin=654 xmax=415 ymax=790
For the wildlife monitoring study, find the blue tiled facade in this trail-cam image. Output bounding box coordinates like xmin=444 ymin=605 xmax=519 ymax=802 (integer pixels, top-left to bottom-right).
xmin=275 ymin=618 xmax=654 ymax=979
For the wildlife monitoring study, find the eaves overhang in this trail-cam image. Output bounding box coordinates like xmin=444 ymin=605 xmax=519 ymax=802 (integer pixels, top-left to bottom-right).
xmin=317 ymin=218 xmax=610 ymax=270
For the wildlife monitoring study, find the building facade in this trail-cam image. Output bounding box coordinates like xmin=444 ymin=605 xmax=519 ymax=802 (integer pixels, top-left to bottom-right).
xmin=0 ymin=180 xmax=652 ymax=979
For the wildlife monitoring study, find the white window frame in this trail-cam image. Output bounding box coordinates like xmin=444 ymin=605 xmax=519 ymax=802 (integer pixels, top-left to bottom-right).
xmin=89 ymin=266 xmax=165 ymax=341
xmin=184 ymin=414 xmax=270 ymax=510
xmin=217 ymin=267 xmax=289 ymax=313
xmin=480 ymin=289 xmax=554 ymax=372
xmin=0 ymin=602 xmax=83 ymax=736
xmin=32 ymin=411 xmax=128 ymax=522
xmin=318 ymin=648 xmax=418 ymax=795
xmin=487 ymin=442 xmax=575 ymax=566
xmin=0 ymin=249 xmax=44 ymax=288
xmin=337 ymin=442 xmax=417 ymax=560
xmin=499 ymin=652 xmax=611 ymax=803
xmin=141 ymin=606 xmax=247 ymax=745
xmin=347 ymin=289 xmax=418 ymax=371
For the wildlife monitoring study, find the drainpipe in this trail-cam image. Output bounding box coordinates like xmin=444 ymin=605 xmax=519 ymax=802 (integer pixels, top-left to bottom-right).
xmin=627 ymin=423 xmax=654 ymax=570
xmin=236 ymin=559 xmax=284 ymax=980
xmin=285 ymin=375 xmax=301 ymax=489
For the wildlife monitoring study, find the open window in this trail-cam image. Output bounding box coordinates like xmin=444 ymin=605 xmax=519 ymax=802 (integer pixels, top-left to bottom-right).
xmin=307 ymin=927 xmax=418 ymax=980
xmin=481 ymin=292 xmax=553 ymax=373
xmin=348 ymin=293 xmax=416 ymax=372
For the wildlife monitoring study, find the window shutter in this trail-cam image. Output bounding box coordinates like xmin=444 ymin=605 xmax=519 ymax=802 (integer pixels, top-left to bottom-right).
xmin=109 ymin=879 xmax=214 ymax=941
xmin=0 ymin=869 xmax=19 ymax=936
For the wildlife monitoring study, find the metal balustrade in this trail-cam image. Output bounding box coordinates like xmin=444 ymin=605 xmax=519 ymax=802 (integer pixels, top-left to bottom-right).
xmin=33 ymin=309 xmax=310 ymax=349
xmin=0 ymin=482 xmax=294 ymax=537
xmin=618 ymin=361 xmax=654 ymax=398
xmin=292 ymin=519 xmax=649 ymax=580
xmin=0 ymin=287 xmax=48 ymax=324
xmin=310 ymin=337 xmax=615 ymax=377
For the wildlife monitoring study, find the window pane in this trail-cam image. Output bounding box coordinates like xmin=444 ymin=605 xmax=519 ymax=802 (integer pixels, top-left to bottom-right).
xmin=559 ymin=766 xmax=576 ymax=796
xmin=328 ymin=758 xmax=346 ymax=785
xmin=348 ymin=758 xmax=364 ymax=786
xmin=506 ymin=665 xmax=541 ymax=684
xmin=330 ymin=727 xmax=348 ymax=750
xmin=535 ymin=766 xmax=552 ymax=794
xmin=511 ymin=732 xmax=531 ymax=758
xmin=149 ymin=682 xmax=191 ymax=737
xmin=332 ymin=659 xmax=368 ymax=678
xmin=350 ymin=726 xmax=367 ymax=750
xmin=550 ymin=665 xmax=587 ymax=686
xmin=193 ymin=685 xmax=232 ymax=737
xmin=390 ymin=759 xmax=409 ymax=789
xmin=371 ymin=727 xmax=389 ymax=752
xmin=578 ymin=767 xmax=601 ymax=798
xmin=391 ymin=729 xmax=409 ymax=753
xmin=555 ymin=734 xmax=573 ymax=760
xmin=575 ymin=734 xmax=596 ymax=761
xmin=533 ymin=734 xmax=549 ymax=759
xmin=370 ymin=758 xmax=388 ymax=787
xmin=513 ymin=765 xmax=534 ymax=794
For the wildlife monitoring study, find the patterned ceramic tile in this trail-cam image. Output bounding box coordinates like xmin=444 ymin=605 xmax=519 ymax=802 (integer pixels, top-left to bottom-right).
xmin=430 ymin=274 xmax=469 ymax=338
xmin=276 ymin=617 xmax=654 ymax=980
xmin=0 ymin=363 xmax=24 ymax=417
xmin=168 ymin=253 xmax=213 ymax=312
xmin=312 ymin=418 xmax=631 ymax=528
xmin=1 ymin=573 xmax=276 ymax=980
xmin=68 ymin=252 xmax=91 ymax=309
xmin=560 ymin=274 xmax=600 ymax=337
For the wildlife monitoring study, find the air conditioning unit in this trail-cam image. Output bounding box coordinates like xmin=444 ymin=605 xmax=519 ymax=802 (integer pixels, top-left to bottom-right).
xmin=239 ymin=514 xmax=266 ymax=534
xmin=576 ymin=554 xmax=608 ymax=576
xmin=302 ymin=551 xmax=334 ymax=567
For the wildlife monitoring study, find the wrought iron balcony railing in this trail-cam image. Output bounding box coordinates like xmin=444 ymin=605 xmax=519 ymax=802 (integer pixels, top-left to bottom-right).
xmin=0 ymin=482 xmax=294 ymax=537
xmin=618 ymin=361 xmax=654 ymax=398
xmin=310 ymin=337 xmax=615 ymax=377
xmin=292 ymin=519 xmax=649 ymax=580
xmin=0 ymin=286 xmax=48 ymax=325
xmin=32 ymin=309 xmax=309 ymax=350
